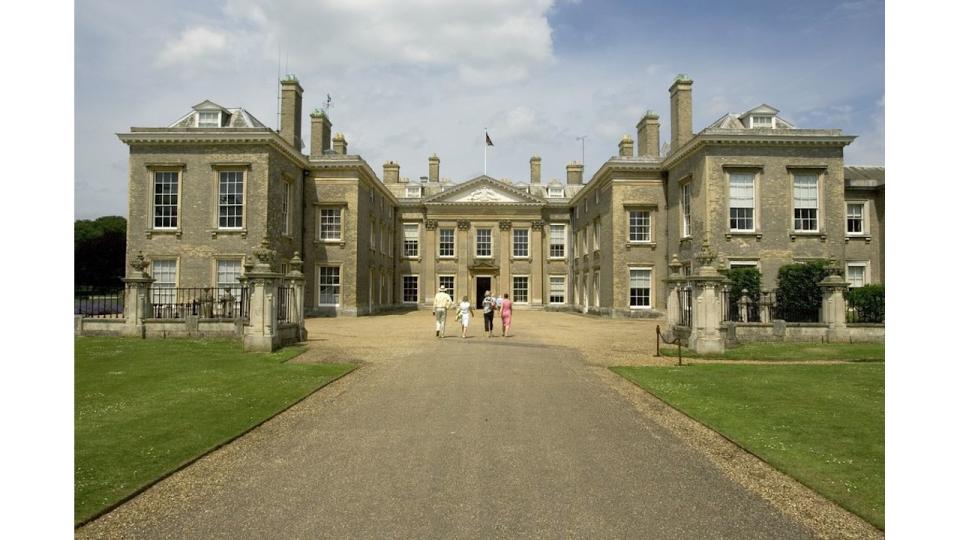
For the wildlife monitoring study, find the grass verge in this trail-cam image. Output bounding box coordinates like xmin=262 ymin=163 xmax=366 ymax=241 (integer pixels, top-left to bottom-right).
xmin=75 ymin=337 xmax=354 ymax=525
xmin=659 ymin=341 xmax=884 ymax=361
xmin=611 ymin=363 xmax=884 ymax=529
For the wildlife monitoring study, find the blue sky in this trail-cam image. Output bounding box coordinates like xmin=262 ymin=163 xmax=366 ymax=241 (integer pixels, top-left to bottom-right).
xmin=75 ymin=0 xmax=884 ymax=218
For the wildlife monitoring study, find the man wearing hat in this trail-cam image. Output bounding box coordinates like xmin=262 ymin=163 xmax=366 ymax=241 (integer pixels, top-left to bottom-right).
xmin=432 ymin=286 xmax=454 ymax=337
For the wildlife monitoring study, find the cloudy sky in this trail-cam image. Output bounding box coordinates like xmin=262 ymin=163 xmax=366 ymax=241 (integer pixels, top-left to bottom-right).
xmin=75 ymin=0 xmax=884 ymax=219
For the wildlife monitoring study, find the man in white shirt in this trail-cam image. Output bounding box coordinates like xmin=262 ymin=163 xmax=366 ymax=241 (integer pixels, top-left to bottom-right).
xmin=433 ymin=286 xmax=454 ymax=337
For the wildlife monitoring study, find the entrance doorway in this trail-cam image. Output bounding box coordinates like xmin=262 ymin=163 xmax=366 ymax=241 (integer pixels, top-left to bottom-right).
xmin=475 ymin=276 xmax=491 ymax=309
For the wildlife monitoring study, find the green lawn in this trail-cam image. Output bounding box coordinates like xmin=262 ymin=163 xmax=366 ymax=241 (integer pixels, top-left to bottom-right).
xmin=75 ymin=338 xmax=354 ymax=525
xmin=659 ymin=341 xmax=884 ymax=362
xmin=611 ymin=363 xmax=884 ymax=529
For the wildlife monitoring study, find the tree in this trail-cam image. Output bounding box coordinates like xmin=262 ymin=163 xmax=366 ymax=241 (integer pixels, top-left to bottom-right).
xmin=725 ymin=267 xmax=761 ymax=321
xmin=75 ymin=216 xmax=127 ymax=290
xmin=775 ymin=260 xmax=833 ymax=322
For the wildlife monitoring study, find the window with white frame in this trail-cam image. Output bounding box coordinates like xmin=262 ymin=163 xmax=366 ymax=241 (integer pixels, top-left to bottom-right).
xmin=593 ymin=271 xmax=600 ymax=306
xmin=846 ymin=202 xmax=865 ymax=235
xmin=512 ymin=228 xmax=529 ymax=258
xmin=750 ymin=115 xmax=772 ymax=128
xmin=729 ymin=260 xmax=759 ymax=271
xmin=403 ymin=223 xmax=419 ymax=257
xmin=729 ymin=172 xmax=755 ymax=231
xmin=216 ymin=260 xmax=243 ymax=315
xmin=281 ymin=181 xmax=291 ymax=235
xmin=198 ymin=111 xmax=220 ymax=127
xmin=793 ymin=172 xmax=819 ymax=231
xmin=629 ymin=268 xmax=652 ymax=308
xmin=475 ymin=228 xmax=492 ymax=257
xmin=548 ymin=186 xmax=563 ymax=198
xmin=592 ymin=219 xmax=600 ymax=251
xmin=438 ymin=228 xmax=455 ymax=257
xmin=218 ymin=170 xmax=244 ymax=229
xmin=628 ymin=210 xmax=651 ymax=243
xmin=549 ymin=276 xmax=566 ymax=304
xmin=405 ymin=185 xmax=422 ymax=198
xmin=153 ymin=171 xmax=179 ymax=229
xmin=380 ymin=223 xmax=386 ymax=253
xmin=317 ymin=266 xmax=341 ymax=305
xmin=439 ymin=275 xmax=455 ymax=298
xmin=549 ymin=224 xmax=566 ymax=258
xmin=318 ymin=208 xmax=342 ymax=241
xmin=681 ymin=182 xmax=691 ymax=237
xmin=369 ymin=217 xmax=377 ymax=249
xmin=512 ymin=276 xmax=529 ymax=303
xmin=151 ymin=259 xmax=177 ymax=306
xmin=402 ymin=275 xmax=419 ymax=303
xmin=846 ymin=262 xmax=867 ymax=288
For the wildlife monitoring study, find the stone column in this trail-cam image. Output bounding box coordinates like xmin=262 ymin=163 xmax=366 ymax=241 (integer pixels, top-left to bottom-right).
xmin=663 ymin=255 xmax=684 ymax=330
xmin=243 ymin=239 xmax=282 ymax=352
xmin=530 ymin=220 xmax=544 ymax=306
xmin=687 ymin=241 xmax=725 ymax=354
xmin=121 ymin=252 xmax=154 ymax=338
xmin=819 ymin=273 xmax=850 ymax=342
xmin=285 ymin=251 xmax=307 ymax=342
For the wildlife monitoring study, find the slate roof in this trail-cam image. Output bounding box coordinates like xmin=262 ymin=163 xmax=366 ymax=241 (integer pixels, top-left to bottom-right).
xmin=168 ymin=101 xmax=268 ymax=128
xmin=844 ymin=166 xmax=885 ymax=186
xmin=706 ymin=104 xmax=795 ymax=130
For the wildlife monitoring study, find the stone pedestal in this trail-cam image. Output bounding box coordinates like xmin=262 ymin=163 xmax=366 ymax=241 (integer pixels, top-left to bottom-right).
xmin=686 ymin=242 xmax=725 ymax=354
xmin=662 ymin=255 xmax=685 ymax=337
xmin=819 ymin=274 xmax=850 ymax=343
xmin=286 ymin=252 xmax=308 ymax=342
xmin=121 ymin=252 xmax=154 ymax=338
xmin=243 ymin=239 xmax=282 ymax=352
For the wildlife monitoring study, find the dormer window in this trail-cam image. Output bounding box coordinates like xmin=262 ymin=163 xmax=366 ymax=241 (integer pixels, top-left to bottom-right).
xmin=198 ymin=111 xmax=221 ymax=127
xmin=405 ymin=185 xmax=422 ymax=198
xmin=548 ymin=186 xmax=563 ymax=198
xmin=750 ymin=115 xmax=773 ymax=128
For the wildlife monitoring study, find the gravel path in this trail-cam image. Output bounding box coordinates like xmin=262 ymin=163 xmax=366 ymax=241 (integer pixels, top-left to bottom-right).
xmin=77 ymin=310 xmax=881 ymax=539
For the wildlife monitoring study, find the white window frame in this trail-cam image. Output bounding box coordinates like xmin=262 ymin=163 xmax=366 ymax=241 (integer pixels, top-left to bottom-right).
xmin=592 ymin=219 xmax=600 ymax=252
xmin=369 ymin=216 xmax=377 ymax=249
xmin=792 ymin=171 xmax=821 ymax=233
xmin=749 ymin=115 xmax=773 ymax=129
xmin=217 ymin=170 xmax=245 ymax=230
xmin=197 ymin=110 xmax=221 ymax=127
xmin=402 ymin=274 xmax=419 ymax=304
xmin=512 ymin=228 xmax=529 ymax=259
xmin=438 ymin=227 xmax=456 ymax=258
xmin=548 ymin=275 xmax=566 ymax=304
xmin=846 ymin=201 xmax=868 ymax=236
xmin=475 ymin=227 xmax=493 ymax=258
xmin=438 ymin=275 xmax=456 ymax=299
xmin=628 ymin=210 xmax=652 ymax=243
xmin=152 ymin=170 xmax=180 ymax=230
xmin=317 ymin=266 xmax=341 ymax=306
xmin=681 ymin=181 xmax=692 ymax=238
xmin=728 ymin=171 xmax=756 ymax=232
xmin=593 ymin=271 xmax=600 ymax=306
xmin=317 ymin=207 xmax=343 ymax=242
xmin=628 ymin=267 xmax=653 ymax=309
xmin=281 ymin=180 xmax=292 ymax=236
xmin=512 ymin=275 xmax=529 ymax=304
xmin=403 ymin=223 xmax=420 ymax=258
xmin=548 ymin=186 xmax=563 ymax=198
xmin=846 ymin=262 xmax=870 ymax=288
xmin=728 ymin=260 xmax=760 ymax=272
xmin=405 ymin=185 xmax=422 ymax=198
xmin=549 ymin=224 xmax=566 ymax=259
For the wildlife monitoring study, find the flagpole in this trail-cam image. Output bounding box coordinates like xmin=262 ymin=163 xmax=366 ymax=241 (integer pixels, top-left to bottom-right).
xmin=483 ymin=128 xmax=487 ymax=175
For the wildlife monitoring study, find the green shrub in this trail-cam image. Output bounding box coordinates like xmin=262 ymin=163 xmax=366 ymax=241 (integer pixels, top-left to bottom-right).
xmin=726 ymin=267 xmax=761 ymax=321
xmin=847 ymin=284 xmax=884 ymax=323
xmin=775 ymin=260 xmax=833 ymax=322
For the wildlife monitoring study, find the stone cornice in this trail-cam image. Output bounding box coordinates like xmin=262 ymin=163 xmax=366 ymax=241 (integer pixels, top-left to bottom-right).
xmin=118 ymin=129 xmax=308 ymax=168
xmin=662 ymin=129 xmax=857 ymax=169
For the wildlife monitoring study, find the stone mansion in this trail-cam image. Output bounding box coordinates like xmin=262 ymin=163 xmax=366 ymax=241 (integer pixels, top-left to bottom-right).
xmin=119 ymin=74 xmax=884 ymax=317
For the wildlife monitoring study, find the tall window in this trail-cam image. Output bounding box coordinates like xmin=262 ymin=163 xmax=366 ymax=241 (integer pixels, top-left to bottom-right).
xmin=403 ymin=223 xmax=419 ymax=257
xmin=317 ymin=267 xmax=340 ymax=305
xmin=218 ymin=171 xmax=244 ymax=229
xmin=512 ymin=276 xmax=529 ymax=303
xmin=593 ymin=272 xmax=600 ymax=306
xmin=198 ymin=111 xmax=220 ymax=127
xmin=151 ymin=259 xmax=177 ymax=305
xmin=846 ymin=263 xmax=867 ymax=288
xmin=153 ymin=171 xmax=179 ymax=229
xmin=475 ymin=228 xmax=492 ymax=257
xmin=793 ymin=173 xmax=819 ymax=231
xmin=370 ymin=218 xmax=378 ymax=249
xmin=402 ymin=275 xmax=419 ymax=303
xmin=549 ymin=224 xmax=566 ymax=258
xmin=592 ymin=219 xmax=600 ymax=251
xmin=729 ymin=172 xmax=755 ymax=231
xmin=281 ymin=182 xmax=291 ymax=235
xmin=629 ymin=268 xmax=652 ymax=308
xmin=681 ymin=182 xmax=691 ymax=237
xmin=318 ymin=208 xmax=342 ymax=241
xmin=846 ymin=202 xmax=865 ymax=235
xmin=439 ymin=228 xmax=455 ymax=257
xmin=216 ymin=260 xmax=243 ymax=315
xmin=549 ymin=276 xmax=566 ymax=304
xmin=513 ymin=228 xmax=529 ymax=258
xmin=439 ymin=275 xmax=455 ymax=298
xmin=628 ymin=211 xmax=651 ymax=242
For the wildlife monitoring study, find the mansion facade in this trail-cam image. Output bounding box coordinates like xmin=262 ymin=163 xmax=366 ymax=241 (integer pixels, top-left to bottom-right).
xmin=120 ymin=75 xmax=884 ymax=317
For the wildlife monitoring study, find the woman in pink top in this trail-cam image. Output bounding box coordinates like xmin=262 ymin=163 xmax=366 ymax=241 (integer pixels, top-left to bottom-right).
xmin=500 ymin=293 xmax=513 ymax=337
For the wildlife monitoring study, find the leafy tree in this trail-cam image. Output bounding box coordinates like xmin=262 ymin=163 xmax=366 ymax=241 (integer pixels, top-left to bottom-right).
xmin=725 ymin=267 xmax=761 ymax=321
xmin=75 ymin=216 xmax=126 ymax=290
xmin=847 ymin=284 xmax=884 ymax=323
xmin=775 ymin=260 xmax=833 ymax=322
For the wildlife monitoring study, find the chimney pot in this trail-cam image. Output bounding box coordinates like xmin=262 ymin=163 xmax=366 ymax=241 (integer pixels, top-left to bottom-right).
xmin=332 ymin=132 xmax=347 ymax=155
xmin=382 ymin=161 xmax=400 ymax=183
xmin=566 ymin=162 xmax=584 ymax=185
xmin=618 ymin=135 xmax=634 ymax=158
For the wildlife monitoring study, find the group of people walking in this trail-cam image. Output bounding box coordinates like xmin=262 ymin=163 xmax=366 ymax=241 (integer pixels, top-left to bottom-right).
xmin=432 ymin=287 xmax=513 ymax=339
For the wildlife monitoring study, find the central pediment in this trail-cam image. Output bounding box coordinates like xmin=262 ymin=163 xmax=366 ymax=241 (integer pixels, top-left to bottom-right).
xmin=423 ymin=175 xmax=544 ymax=205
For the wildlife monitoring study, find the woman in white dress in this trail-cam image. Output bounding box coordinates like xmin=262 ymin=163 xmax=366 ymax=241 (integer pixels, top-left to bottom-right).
xmin=458 ymin=296 xmax=474 ymax=338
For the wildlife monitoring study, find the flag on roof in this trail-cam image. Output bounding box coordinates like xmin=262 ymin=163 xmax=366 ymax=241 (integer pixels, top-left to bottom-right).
xmin=485 ymin=132 xmax=494 ymax=146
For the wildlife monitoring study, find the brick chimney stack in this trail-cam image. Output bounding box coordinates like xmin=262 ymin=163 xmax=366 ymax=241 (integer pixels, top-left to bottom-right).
xmin=280 ymin=75 xmax=303 ymax=150
xmin=669 ymin=74 xmax=693 ymax=153
xmin=566 ymin=162 xmax=584 ymax=185
xmin=618 ymin=135 xmax=634 ymax=157
xmin=383 ymin=161 xmax=400 ymax=183
xmin=637 ymin=111 xmax=661 ymax=157
xmin=530 ymin=155 xmax=541 ymax=184
xmin=309 ymin=110 xmax=332 ymax=159
xmin=332 ymin=132 xmax=347 ymax=155
xmin=428 ymin=154 xmax=440 ymax=182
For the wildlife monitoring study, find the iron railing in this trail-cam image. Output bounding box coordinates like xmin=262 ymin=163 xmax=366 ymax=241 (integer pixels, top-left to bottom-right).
xmin=678 ymin=286 xmax=692 ymax=327
xmin=277 ymin=286 xmax=295 ymax=323
xmin=74 ymin=288 xmax=124 ymax=319
xmin=150 ymin=287 xmax=248 ymax=320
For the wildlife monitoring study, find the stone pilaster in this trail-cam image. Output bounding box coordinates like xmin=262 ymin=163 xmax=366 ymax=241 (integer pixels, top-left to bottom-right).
xmin=531 ymin=220 xmax=544 ymax=306
xmin=121 ymin=251 xmax=154 ymax=338
xmin=456 ymin=221 xmax=470 ymax=305
xmin=498 ymin=220 xmax=511 ymax=297
xmin=424 ymin=219 xmax=438 ymax=305
xmin=819 ymin=273 xmax=850 ymax=342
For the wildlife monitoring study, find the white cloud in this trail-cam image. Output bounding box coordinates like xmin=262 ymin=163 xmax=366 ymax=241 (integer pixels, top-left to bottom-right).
xmin=156 ymin=26 xmax=231 ymax=68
